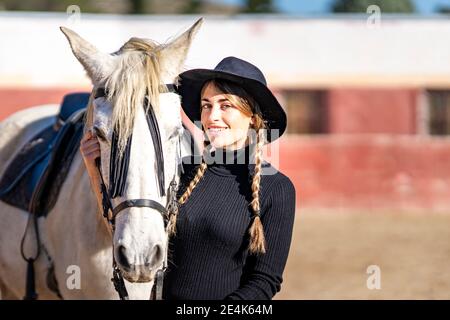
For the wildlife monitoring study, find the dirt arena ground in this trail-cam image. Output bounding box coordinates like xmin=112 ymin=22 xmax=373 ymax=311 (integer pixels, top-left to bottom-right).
xmin=276 ymin=209 xmax=450 ymax=300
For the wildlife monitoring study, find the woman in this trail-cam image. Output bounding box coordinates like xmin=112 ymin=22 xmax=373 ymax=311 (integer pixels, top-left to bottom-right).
xmin=80 ymin=56 xmax=296 ymax=300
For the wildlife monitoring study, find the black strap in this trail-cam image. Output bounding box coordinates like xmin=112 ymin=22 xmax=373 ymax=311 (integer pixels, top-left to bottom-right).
xmin=109 ymin=130 xmax=133 ymax=198
xmin=145 ymin=99 xmax=165 ymax=197
xmin=165 ymin=84 xmax=177 ymax=93
xmin=112 ymin=199 xmax=168 ymax=226
xmin=112 ymin=264 xmax=129 ymax=300
xmin=23 ymin=259 xmax=38 ymax=300
xmin=20 ymin=201 xmax=42 ymax=300
xmin=150 ymin=269 xmax=165 ymax=300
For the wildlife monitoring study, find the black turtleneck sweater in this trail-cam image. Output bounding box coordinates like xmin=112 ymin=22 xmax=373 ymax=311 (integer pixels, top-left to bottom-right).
xmin=163 ymin=146 xmax=296 ymax=300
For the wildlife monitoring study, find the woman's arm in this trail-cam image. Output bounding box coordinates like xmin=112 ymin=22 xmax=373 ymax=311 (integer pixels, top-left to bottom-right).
xmin=79 ymin=131 xmax=103 ymax=213
xmin=225 ymin=175 xmax=296 ymax=300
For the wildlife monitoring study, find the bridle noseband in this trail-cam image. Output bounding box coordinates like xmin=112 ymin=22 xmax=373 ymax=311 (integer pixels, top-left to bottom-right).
xmin=94 ymin=85 xmax=180 ymax=300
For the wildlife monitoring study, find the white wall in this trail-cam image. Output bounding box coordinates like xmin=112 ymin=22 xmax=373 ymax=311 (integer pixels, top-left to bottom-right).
xmin=1 ymin=12 xmax=450 ymax=88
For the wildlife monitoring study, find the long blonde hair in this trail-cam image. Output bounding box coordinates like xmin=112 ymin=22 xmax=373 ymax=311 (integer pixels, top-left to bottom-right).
xmin=85 ymin=37 xmax=165 ymax=157
xmin=169 ymin=79 xmax=267 ymax=255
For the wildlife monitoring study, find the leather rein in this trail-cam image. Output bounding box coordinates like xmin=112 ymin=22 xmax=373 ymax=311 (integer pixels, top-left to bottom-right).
xmin=94 ymin=85 xmax=180 ymax=300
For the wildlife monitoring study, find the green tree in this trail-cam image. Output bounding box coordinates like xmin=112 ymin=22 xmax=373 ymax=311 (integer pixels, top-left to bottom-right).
xmin=437 ymin=6 xmax=450 ymax=14
xmin=182 ymin=0 xmax=203 ymax=14
xmin=129 ymin=0 xmax=145 ymax=14
xmin=0 ymin=0 xmax=98 ymax=12
xmin=242 ymin=0 xmax=276 ymax=13
xmin=332 ymin=0 xmax=415 ymax=13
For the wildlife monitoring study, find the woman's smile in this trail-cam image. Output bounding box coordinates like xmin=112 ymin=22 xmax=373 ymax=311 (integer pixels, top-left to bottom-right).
xmin=201 ymin=82 xmax=253 ymax=150
xmin=207 ymin=126 xmax=229 ymax=137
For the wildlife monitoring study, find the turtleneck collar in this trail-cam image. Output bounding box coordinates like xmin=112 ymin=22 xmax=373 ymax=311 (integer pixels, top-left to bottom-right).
xmin=203 ymin=144 xmax=256 ymax=177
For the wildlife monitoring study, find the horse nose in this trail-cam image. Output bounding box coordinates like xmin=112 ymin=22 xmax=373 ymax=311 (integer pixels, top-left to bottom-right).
xmin=116 ymin=244 xmax=164 ymax=271
xmin=116 ymin=245 xmax=131 ymax=271
xmin=146 ymin=244 xmax=164 ymax=268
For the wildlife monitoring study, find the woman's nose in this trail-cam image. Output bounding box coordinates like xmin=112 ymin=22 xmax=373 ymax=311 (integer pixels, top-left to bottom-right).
xmin=207 ymin=105 xmax=222 ymax=121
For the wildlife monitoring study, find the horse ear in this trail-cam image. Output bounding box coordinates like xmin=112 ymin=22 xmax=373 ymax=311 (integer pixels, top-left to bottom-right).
xmin=159 ymin=18 xmax=203 ymax=79
xmin=60 ymin=26 xmax=114 ymax=84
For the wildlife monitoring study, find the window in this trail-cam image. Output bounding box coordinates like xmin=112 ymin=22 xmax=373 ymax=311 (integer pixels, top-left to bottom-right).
xmin=282 ymin=90 xmax=328 ymax=134
xmin=427 ymin=90 xmax=450 ymax=135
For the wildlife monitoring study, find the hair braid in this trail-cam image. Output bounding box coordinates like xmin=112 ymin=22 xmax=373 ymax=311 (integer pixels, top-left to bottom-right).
xmin=248 ymin=129 xmax=266 ymax=254
xmin=168 ymin=160 xmax=208 ymax=236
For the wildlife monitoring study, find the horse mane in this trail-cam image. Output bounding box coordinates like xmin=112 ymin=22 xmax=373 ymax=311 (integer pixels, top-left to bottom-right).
xmin=85 ymin=37 xmax=166 ymax=156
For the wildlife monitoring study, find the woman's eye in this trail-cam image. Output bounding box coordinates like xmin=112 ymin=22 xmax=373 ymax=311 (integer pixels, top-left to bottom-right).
xmin=221 ymin=104 xmax=232 ymax=110
xmin=201 ymin=104 xmax=211 ymax=110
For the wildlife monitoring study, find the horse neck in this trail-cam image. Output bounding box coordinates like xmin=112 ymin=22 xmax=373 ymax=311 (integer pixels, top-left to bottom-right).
xmin=75 ymin=151 xmax=112 ymax=242
xmin=47 ymin=151 xmax=112 ymax=255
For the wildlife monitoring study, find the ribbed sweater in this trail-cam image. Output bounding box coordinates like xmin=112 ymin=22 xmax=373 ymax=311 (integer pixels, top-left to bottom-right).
xmin=163 ymin=145 xmax=296 ymax=300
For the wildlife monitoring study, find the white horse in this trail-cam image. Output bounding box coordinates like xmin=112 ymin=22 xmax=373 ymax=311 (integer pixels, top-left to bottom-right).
xmin=0 ymin=19 xmax=202 ymax=299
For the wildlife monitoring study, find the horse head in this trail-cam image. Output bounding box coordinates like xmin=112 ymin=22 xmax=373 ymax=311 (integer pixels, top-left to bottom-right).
xmin=60 ymin=19 xmax=202 ymax=284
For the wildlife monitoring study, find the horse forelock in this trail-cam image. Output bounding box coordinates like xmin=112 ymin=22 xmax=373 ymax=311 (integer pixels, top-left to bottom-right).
xmin=88 ymin=38 xmax=166 ymax=157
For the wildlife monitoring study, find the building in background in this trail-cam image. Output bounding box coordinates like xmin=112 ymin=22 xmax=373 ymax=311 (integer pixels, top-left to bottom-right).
xmin=1 ymin=12 xmax=449 ymax=211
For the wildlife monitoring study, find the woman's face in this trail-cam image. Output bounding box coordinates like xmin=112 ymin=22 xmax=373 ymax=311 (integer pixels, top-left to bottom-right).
xmin=200 ymin=82 xmax=254 ymax=150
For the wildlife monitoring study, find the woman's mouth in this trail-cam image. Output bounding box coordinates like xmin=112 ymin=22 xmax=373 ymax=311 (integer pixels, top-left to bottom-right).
xmin=208 ymin=127 xmax=229 ymax=136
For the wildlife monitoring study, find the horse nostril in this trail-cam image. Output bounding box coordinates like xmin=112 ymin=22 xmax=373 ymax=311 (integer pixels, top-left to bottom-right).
xmin=116 ymin=245 xmax=131 ymax=270
xmin=147 ymin=244 xmax=163 ymax=267
xmin=154 ymin=245 xmax=163 ymax=263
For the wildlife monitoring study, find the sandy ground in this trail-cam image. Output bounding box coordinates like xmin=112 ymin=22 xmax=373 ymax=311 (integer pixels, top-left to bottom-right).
xmin=275 ymin=209 xmax=450 ymax=300
xmin=1 ymin=208 xmax=448 ymax=300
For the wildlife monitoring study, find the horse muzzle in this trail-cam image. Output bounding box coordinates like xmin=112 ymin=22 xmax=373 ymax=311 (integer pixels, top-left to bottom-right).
xmin=114 ymin=243 xmax=164 ymax=282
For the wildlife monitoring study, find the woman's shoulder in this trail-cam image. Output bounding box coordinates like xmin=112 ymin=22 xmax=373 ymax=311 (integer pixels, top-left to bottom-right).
xmin=259 ymin=161 xmax=296 ymax=221
xmin=260 ymin=161 xmax=296 ymax=194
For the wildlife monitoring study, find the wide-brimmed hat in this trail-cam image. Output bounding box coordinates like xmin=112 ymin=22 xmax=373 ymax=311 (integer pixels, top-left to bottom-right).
xmin=177 ymin=56 xmax=287 ymax=143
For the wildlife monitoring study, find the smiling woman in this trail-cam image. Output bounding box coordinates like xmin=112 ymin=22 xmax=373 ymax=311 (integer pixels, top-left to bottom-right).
xmin=161 ymin=56 xmax=297 ymax=300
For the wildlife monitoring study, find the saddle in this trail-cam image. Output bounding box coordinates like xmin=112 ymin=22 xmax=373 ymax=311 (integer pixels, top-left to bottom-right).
xmin=0 ymin=92 xmax=90 ymax=217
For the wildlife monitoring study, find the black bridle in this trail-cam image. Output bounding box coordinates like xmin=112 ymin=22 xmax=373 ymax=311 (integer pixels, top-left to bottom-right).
xmin=94 ymin=86 xmax=179 ymax=300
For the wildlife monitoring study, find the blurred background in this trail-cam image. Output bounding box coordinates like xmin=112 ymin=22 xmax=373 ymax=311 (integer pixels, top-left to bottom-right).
xmin=0 ymin=0 xmax=449 ymax=299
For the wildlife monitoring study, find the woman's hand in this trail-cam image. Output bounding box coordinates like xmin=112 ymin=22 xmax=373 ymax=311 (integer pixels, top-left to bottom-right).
xmin=80 ymin=130 xmax=103 ymax=211
xmin=80 ymin=130 xmax=101 ymax=175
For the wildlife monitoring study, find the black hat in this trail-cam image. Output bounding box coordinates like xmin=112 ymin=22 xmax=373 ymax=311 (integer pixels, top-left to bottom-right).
xmin=177 ymin=56 xmax=287 ymax=143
